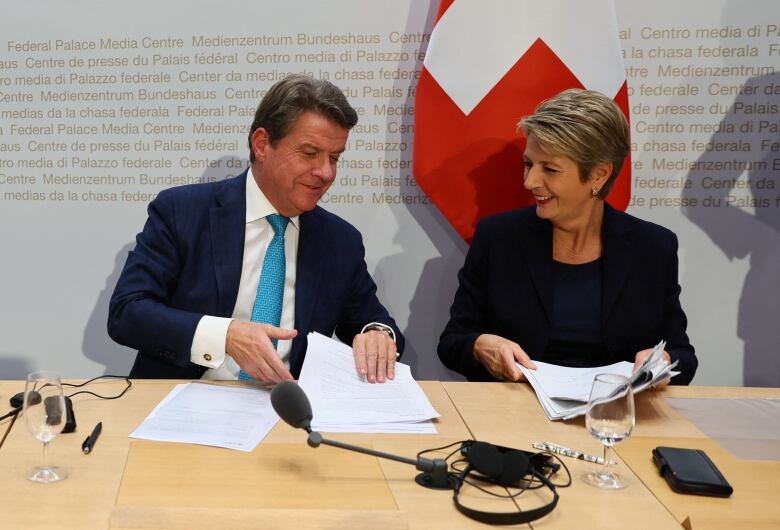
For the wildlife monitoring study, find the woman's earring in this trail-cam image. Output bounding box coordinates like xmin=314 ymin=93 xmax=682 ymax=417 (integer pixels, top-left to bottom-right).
xmin=592 ymin=188 xmax=599 ymax=196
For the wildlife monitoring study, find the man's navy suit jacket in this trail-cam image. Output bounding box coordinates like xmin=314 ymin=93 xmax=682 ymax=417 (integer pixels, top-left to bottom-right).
xmin=108 ymin=170 xmax=403 ymax=379
xmin=438 ymin=204 xmax=697 ymax=384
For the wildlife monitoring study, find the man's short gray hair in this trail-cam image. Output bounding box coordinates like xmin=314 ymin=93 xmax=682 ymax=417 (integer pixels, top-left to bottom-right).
xmin=248 ymin=74 xmax=358 ymax=162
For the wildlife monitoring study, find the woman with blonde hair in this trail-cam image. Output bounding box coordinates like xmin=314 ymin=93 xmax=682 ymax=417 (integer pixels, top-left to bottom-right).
xmin=438 ymin=89 xmax=697 ymax=384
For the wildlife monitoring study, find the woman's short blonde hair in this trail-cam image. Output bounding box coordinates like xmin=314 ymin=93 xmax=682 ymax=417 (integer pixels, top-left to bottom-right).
xmin=518 ymin=89 xmax=630 ymax=198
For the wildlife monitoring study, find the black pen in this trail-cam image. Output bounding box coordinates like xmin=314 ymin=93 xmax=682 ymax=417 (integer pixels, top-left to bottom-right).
xmin=82 ymin=422 xmax=102 ymax=454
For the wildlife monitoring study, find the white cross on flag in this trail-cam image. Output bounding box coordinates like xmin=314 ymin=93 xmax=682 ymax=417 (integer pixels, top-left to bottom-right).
xmin=414 ymin=0 xmax=631 ymax=242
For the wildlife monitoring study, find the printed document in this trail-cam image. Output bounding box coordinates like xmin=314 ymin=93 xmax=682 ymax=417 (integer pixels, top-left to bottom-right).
xmin=519 ymin=341 xmax=678 ymax=420
xmin=130 ymin=382 xmax=279 ymax=451
xmin=298 ymin=332 xmax=439 ymax=433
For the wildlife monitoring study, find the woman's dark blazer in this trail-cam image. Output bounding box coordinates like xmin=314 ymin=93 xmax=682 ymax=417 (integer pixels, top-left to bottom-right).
xmin=438 ymin=204 xmax=697 ymax=384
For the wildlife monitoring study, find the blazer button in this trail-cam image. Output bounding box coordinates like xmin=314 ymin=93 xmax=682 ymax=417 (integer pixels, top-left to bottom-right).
xmin=204 ymin=353 xmax=212 ymax=362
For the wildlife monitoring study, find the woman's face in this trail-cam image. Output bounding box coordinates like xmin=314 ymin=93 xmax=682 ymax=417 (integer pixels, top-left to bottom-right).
xmin=522 ymin=136 xmax=607 ymax=227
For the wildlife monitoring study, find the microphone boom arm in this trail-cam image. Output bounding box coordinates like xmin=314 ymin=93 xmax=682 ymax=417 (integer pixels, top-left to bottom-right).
xmin=307 ymin=431 xmax=453 ymax=489
xmin=270 ymin=382 xmax=455 ymax=490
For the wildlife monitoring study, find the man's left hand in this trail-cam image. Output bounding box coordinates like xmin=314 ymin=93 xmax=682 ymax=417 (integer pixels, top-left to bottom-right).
xmin=353 ymin=330 xmax=397 ymax=383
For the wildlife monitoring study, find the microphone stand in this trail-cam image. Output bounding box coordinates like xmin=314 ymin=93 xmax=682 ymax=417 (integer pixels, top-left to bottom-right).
xmin=307 ymin=431 xmax=457 ymax=490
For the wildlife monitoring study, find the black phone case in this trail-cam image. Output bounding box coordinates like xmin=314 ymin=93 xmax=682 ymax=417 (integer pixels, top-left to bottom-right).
xmin=652 ymin=446 xmax=733 ymax=497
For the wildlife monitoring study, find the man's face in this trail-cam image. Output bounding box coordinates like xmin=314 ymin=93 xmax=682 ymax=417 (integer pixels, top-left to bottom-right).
xmin=250 ymin=111 xmax=348 ymax=217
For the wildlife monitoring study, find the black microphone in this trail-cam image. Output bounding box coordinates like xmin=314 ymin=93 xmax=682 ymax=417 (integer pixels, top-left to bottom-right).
xmin=270 ymin=380 xmax=313 ymax=431
xmin=271 ymin=381 xmax=456 ymax=490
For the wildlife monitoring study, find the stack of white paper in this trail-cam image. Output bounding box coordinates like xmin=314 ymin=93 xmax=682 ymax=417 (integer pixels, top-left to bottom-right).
xmin=298 ymin=332 xmax=440 ymax=433
xmin=519 ymin=341 xmax=678 ymax=420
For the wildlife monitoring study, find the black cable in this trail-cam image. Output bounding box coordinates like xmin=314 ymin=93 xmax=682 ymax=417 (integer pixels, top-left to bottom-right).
xmin=0 ymin=375 xmax=132 ymax=450
xmin=544 ymin=453 xmax=572 ymax=488
xmin=416 ymin=440 xmax=572 ymax=501
xmin=63 ymin=375 xmax=133 ymax=400
xmin=450 ymin=457 xmax=548 ymax=500
xmin=417 ymin=439 xmax=470 ymax=459
xmin=0 ymin=407 xmax=20 ymax=422
xmin=0 ymin=412 xmax=19 ymax=450
xmin=415 ymin=439 xmax=472 ymax=483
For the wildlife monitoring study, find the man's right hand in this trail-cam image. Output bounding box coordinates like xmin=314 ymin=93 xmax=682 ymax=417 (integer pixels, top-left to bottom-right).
xmin=226 ymin=321 xmax=297 ymax=382
xmin=473 ymin=334 xmax=536 ymax=382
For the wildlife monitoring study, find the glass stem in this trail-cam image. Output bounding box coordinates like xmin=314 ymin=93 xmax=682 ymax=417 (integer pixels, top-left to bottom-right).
xmin=42 ymin=441 xmax=48 ymax=469
xmin=603 ymin=445 xmax=612 ymax=473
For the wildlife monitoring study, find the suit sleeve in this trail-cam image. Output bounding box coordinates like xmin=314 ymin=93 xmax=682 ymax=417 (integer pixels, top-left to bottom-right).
xmin=332 ymin=232 xmax=405 ymax=356
xmin=107 ymin=190 xmax=204 ymax=369
xmin=437 ymin=222 xmax=494 ymax=381
xmin=662 ymin=233 xmax=698 ymax=385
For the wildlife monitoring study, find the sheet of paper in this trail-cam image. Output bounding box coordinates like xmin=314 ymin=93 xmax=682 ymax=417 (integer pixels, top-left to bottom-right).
xmin=298 ymin=332 xmax=439 ymax=433
xmin=129 ymin=382 xmax=279 ymax=452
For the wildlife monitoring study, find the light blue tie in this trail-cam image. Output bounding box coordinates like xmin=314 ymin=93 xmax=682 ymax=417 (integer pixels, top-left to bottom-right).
xmin=238 ymin=214 xmax=290 ymax=380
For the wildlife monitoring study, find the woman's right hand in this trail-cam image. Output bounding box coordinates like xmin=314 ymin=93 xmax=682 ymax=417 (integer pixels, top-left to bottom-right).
xmin=473 ymin=334 xmax=537 ymax=381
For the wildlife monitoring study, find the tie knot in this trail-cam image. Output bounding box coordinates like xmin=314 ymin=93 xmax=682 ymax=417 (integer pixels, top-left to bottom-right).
xmin=267 ymin=214 xmax=289 ymax=235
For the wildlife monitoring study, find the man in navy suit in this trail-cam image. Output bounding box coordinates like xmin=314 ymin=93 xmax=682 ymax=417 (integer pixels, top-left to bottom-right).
xmin=109 ymin=75 xmax=403 ymax=383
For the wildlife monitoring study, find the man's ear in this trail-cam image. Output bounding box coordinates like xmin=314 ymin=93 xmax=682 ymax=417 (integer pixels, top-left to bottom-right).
xmin=251 ymin=128 xmax=271 ymax=162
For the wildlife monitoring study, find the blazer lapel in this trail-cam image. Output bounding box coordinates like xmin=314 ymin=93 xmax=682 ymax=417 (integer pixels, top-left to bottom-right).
xmin=291 ymin=210 xmax=324 ymax=357
xmin=601 ymin=205 xmax=633 ymax=324
xmin=518 ymin=215 xmax=554 ymax=323
xmin=210 ymin=172 xmax=247 ymax=317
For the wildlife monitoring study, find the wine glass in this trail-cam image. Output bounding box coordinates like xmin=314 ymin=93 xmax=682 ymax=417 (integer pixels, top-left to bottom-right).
xmin=583 ymin=373 xmax=635 ymax=489
xmin=23 ymin=371 xmax=68 ymax=483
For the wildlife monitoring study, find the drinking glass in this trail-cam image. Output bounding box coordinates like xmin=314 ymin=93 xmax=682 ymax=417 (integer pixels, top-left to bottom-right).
xmin=23 ymin=371 xmax=68 ymax=483
xmin=583 ymin=373 xmax=635 ymax=489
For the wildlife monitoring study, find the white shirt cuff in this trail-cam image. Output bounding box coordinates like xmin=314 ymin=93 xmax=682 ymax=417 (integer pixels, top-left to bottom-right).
xmin=190 ymin=316 xmax=233 ymax=368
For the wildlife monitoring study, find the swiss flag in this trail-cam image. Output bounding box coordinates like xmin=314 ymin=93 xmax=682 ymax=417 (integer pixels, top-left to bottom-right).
xmin=414 ymin=0 xmax=631 ymax=243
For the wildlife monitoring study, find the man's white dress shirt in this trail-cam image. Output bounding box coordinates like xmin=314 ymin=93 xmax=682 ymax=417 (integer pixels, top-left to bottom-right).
xmin=190 ymin=168 xmax=299 ymax=379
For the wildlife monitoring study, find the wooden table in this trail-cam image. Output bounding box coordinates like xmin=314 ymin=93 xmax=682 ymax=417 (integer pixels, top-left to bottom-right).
xmin=0 ymin=380 xmax=514 ymax=530
xmin=1 ymin=380 xmax=777 ymax=529
xmin=443 ymin=382 xmax=780 ymax=529
xmin=442 ymin=382 xmax=683 ymax=529
xmin=617 ymin=386 xmax=780 ymax=530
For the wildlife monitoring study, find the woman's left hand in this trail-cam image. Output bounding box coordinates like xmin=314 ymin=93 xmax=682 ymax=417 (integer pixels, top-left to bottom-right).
xmin=633 ymin=348 xmax=672 ymax=388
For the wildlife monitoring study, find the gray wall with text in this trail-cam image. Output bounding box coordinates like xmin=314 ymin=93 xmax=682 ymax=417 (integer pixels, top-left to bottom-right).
xmin=1 ymin=0 xmax=778 ymax=386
